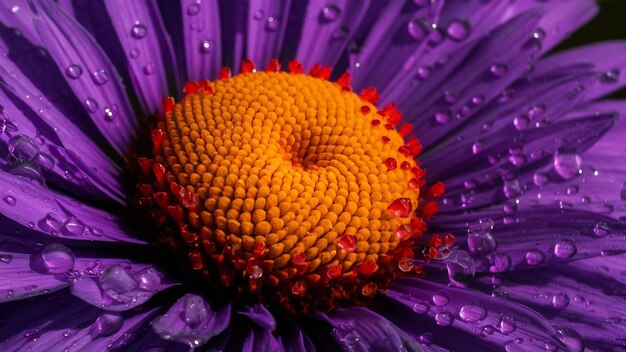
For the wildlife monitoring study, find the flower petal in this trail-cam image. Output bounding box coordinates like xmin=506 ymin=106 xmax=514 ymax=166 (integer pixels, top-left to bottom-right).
xmin=471 ymin=255 xmax=626 ymax=351
xmin=239 ymin=303 xmax=277 ymax=332
xmin=0 ymin=170 xmax=142 ymax=243
xmin=31 ymin=0 xmax=137 ymax=154
xmin=151 ymin=293 xmax=231 ymax=347
xmin=217 ymin=0 xmax=247 ymax=70
xmin=317 ymin=306 xmax=422 ymax=351
xmin=295 ymin=0 xmax=371 ymax=71
xmin=244 ymin=0 xmax=290 ymax=70
xmin=383 ymin=278 xmax=568 ymax=351
xmin=0 ymin=289 xmax=162 ymax=352
xmin=180 ymin=0 xmax=222 ymax=81
xmin=241 ymin=327 xmax=285 ymax=352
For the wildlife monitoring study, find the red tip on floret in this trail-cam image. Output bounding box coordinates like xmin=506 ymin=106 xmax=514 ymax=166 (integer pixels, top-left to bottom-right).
xmin=162 ymin=97 xmax=175 ymax=114
xmin=360 ymin=87 xmax=380 ymax=106
xmin=183 ymin=81 xmax=198 ymax=95
xmin=241 ymin=59 xmax=255 ymax=73
xmin=288 ymin=60 xmax=303 ymax=74
xmin=219 ymin=67 xmax=231 ymax=79
xmin=336 ymin=72 xmax=351 ymax=89
xmin=266 ymin=58 xmax=281 ymax=72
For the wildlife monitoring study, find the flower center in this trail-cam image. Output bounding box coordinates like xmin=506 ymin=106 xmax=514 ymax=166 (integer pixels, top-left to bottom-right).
xmin=132 ymin=59 xmax=442 ymax=315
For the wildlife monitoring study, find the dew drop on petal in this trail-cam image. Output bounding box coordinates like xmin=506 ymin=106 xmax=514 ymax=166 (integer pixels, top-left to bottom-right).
xmin=435 ymin=111 xmax=451 ymax=124
xmin=489 ymin=253 xmax=511 ymax=273
xmin=38 ymin=212 xmax=62 ymax=234
xmin=187 ymin=2 xmax=201 ymax=16
xmin=459 ymin=304 xmax=487 ymax=323
xmin=551 ymin=293 xmax=570 ymax=309
xmin=91 ymin=69 xmax=109 ymax=85
xmin=84 ymin=98 xmax=99 ymax=113
xmin=65 ymin=64 xmax=83 ymax=79
xmin=42 ymin=244 xmax=76 ymax=273
xmin=8 ymin=135 xmax=39 ymax=161
xmin=60 ymin=217 xmax=86 ymax=236
xmin=412 ymin=301 xmax=429 ymax=314
xmin=553 ymin=151 xmax=582 ymax=180
xmin=524 ymin=249 xmax=544 ymax=266
xmin=467 ymin=219 xmax=496 ymax=254
xmin=432 ymin=291 xmax=450 ymax=306
xmin=407 ymin=19 xmax=428 ymax=40
xmin=135 ymin=267 xmax=163 ymax=290
xmin=130 ymin=22 xmax=148 ymax=39
xmin=513 ymin=115 xmax=530 ymax=130
xmin=321 ymin=5 xmax=340 ymax=21
xmin=104 ymin=107 xmax=115 ymax=122
xmin=445 ymin=250 xmax=475 ymax=283
xmin=497 ymin=317 xmax=516 ymax=335
xmin=100 ymin=265 xmax=139 ymax=303
xmin=600 ymin=69 xmax=619 ymax=84
xmin=0 ymin=254 xmax=13 ymax=263
xmin=265 ymin=16 xmax=279 ymax=31
xmin=446 ymin=19 xmax=470 ymax=41
xmin=489 ymin=63 xmax=508 ymax=77
xmin=129 ymin=48 xmax=140 ymax=58
xmin=416 ymin=66 xmax=431 ymax=80
xmin=593 ymin=222 xmax=609 ymax=237
xmin=555 ymin=327 xmax=585 ymax=352
xmin=3 ymin=195 xmax=16 ymax=206
xmin=435 ymin=311 xmax=454 ymax=326
xmin=91 ymin=313 xmax=124 ymax=338
xmin=143 ymin=62 xmax=156 ymax=75
xmin=33 ymin=152 xmax=55 ymax=170
xmin=183 ymin=294 xmax=209 ymax=328
xmin=200 ymin=40 xmax=213 ymax=54
xmin=554 ymin=239 xmax=577 ymax=259
xmin=533 ymin=172 xmax=549 ymax=186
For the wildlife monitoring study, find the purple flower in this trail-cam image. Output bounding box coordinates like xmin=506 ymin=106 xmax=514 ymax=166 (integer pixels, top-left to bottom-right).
xmin=0 ymin=1 xmax=625 ymax=351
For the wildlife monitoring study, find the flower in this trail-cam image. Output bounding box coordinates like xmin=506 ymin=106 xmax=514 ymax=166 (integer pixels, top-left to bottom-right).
xmin=0 ymin=0 xmax=625 ymax=351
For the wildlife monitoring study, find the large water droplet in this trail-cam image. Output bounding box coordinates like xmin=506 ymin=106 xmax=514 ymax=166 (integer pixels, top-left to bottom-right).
xmin=459 ymin=304 xmax=487 ymax=323
xmin=65 ymin=64 xmax=83 ymax=79
xmin=555 ymin=327 xmax=585 ymax=352
xmin=407 ymin=19 xmax=428 ymax=40
xmin=33 ymin=152 xmax=55 ymax=171
xmin=489 ymin=253 xmax=511 ymax=273
xmin=8 ymin=135 xmax=39 ymax=161
xmin=467 ymin=219 xmax=496 ymax=254
xmin=412 ymin=301 xmax=429 ymax=314
xmin=432 ymin=291 xmax=450 ymax=306
xmin=131 ymin=22 xmax=147 ymax=39
xmin=497 ymin=317 xmax=516 ymax=334
xmin=551 ymin=293 xmax=570 ymax=309
xmin=435 ymin=311 xmax=454 ymax=326
xmin=100 ymin=265 xmax=139 ymax=303
xmin=513 ymin=115 xmax=530 ymax=131
xmin=600 ymin=69 xmax=619 ymax=84
xmin=320 ymin=5 xmax=341 ymax=22
xmin=103 ymin=107 xmax=115 ymax=122
xmin=60 ymin=217 xmax=86 ymax=236
xmin=533 ymin=172 xmax=550 ymax=186
xmin=553 ymin=150 xmax=582 ymax=180
xmin=9 ymin=160 xmax=45 ymax=184
xmin=91 ymin=69 xmax=109 ymax=85
xmin=135 ymin=267 xmax=163 ymax=290
xmin=183 ymin=294 xmax=208 ymax=328
xmin=435 ymin=111 xmax=451 ymax=124
xmin=0 ymin=254 xmax=13 ymax=263
xmin=143 ymin=62 xmax=156 ymax=75
xmin=84 ymin=98 xmax=98 ymax=113
xmin=446 ymin=19 xmax=470 ymax=41
xmin=265 ymin=16 xmax=279 ymax=31
xmin=38 ymin=212 xmax=63 ymax=234
xmin=92 ymin=313 xmax=124 ymax=338
xmin=593 ymin=222 xmax=609 ymax=237
xmin=554 ymin=239 xmax=577 ymax=259
xmin=3 ymin=195 xmax=16 ymax=206
xmin=42 ymin=244 xmax=75 ymax=273
xmin=186 ymin=2 xmax=201 ymax=16
xmin=445 ymin=250 xmax=475 ymax=283
xmin=524 ymin=249 xmax=544 ymax=266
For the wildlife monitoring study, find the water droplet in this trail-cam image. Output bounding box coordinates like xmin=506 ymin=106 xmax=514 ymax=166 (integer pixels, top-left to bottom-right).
xmin=250 ymin=265 xmax=263 ymax=279
xmin=497 ymin=317 xmax=516 ymax=334
xmin=416 ymin=66 xmax=432 ymax=80
xmin=135 ymin=267 xmax=163 ymax=290
xmin=554 ymin=239 xmax=577 ymax=259
xmin=8 ymin=135 xmax=39 ymax=161
xmin=467 ymin=219 xmax=496 ymax=254
xmin=129 ymin=48 xmax=140 ymax=58
xmin=200 ymin=40 xmax=213 ymax=54
xmin=593 ymin=222 xmax=609 ymax=237
xmin=435 ymin=111 xmax=451 ymax=124
xmin=553 ymin=150 xmax=582 ymax=180
xmin=525 ymin=249 xmax=544 ymax=266
xmin=321 ymin=5 xmax=341 ymax=21
xmin=60 ymin=217 xmax=86 ymax=236
xmin=253 ymin=9 xmax=265 ymax=20
xmin=566 ymin=185 xmax=579 ymax=195
xmin=600 ymin=69 xmax=619 ymax=84
xmin=100 ymin=265 xmax=139 ymax=303
xmin=186 ymin=2 xmax=201 ymax=16
xmin=33 ymin=152 xmax=55 ymax=170
xmin=419 ymin=333 xmax=432 ymax=345
xmin=446 ymin=19 xmax=470 ymax=41
xmin=3 ymin=195 xmax=16 ymax=206
xmin=412 ymin=301 xmax=429 ymax=314
xmin=183 ymin=295 xmax=209 ymax=328
xmin=432 ymin=291 xmax=450 ymax=306
xmin=42 ymin=244 xmax=75 ymax=273
xmin=0 ymin=254 xmax=13 ymax=263
xmin=555 ymin=327 xmax=585 ymax=352
xmin=445 ymin=250 xmax=475 ymax=283
xmin=92 ymin=313 xmax=124 ymax=338
xmin=65 ymin=64 xmax=83 ymax=79
xmin=84 ymin=98 xmax=98 ymax=113
xmin=103 ymin=107 xmax=115 ymax=122
xmin=513 ymin=115 xmax=530 ymax=130
xmin=551 ymin=293 xmax=570 ymax=309
xmin=10 ymin=160 xmax=45 ymax=184
xmin=435 ymin=311 xmax=454 ymax=326
xmin=533 ymin=173 xmax=549 ymax=186
xmin=265 ymin=16 xmax=279 ymax=31
xmin=489 ymin=63 xmax=508 ymax=77
xmin=443 ymin=90 xmax=457 ymax=104
xmin=131 ymin=22 xmax=147 ymax=39
xmin=143 ymin=62 xmax=156 ymax=75
xmin=489 ymin=253 xmax=511 ymax=273
xmin=91 ymin=69 xmax=109 ymax=85
xmin=472 ymin=142 xmax=482 ymax=154
xmin=459 ymin=304 xmax=487 ymax=323
xmin=407 ymin=19 xmax=428 ymax=40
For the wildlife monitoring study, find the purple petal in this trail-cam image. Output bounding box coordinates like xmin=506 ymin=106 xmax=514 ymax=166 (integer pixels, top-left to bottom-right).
xmin=70 ymin=261 xmax=173 ymax=312
xmin=151 ymin=293 xmax=231 ymax=347
xmin=430 ymin=207 xmax=626 ymax=273
xmin=180 ymin=0 xmax=222 ymax=81
xmin=471 ymin=255 xmax=626 ymax=351
xmin=532 ymin=0 xmax=597 ymax=54
xmin=103 ymin=0 xmax=179 ymax=113
xmin=295 ymin=0 xmax=371 ymax=71
xmin=241 ymin=327 xmax=285 ymax=352
xmin=281 ymin=321 xmax=315 ymax=352
xmin=0 ymin=289 xmax=162 ymax=352
xmin=383 ymin=278 xmax=568 ymax=351
xmin=317 ymin=306 xmax=422 ymax=351
xmin=0 ymin=0 xmax=42 ymax=46
xmin=535 ymin=41 xmax=626 ymax=103
xmin=217 ymin=0 xmax=247 ymax=71
xmin=0 ymin=170 xmax=143 ymax=243
xmin=239 ymin=303 xmax=277 ymax=331
xmin=245 ymin=0 xmax=290 ymax=70
xmin=30 ymin=0 xmax=138 ymax=153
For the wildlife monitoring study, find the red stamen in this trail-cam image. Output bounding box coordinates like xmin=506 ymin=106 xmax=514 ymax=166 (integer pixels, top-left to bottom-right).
xmin=288 ymin=60 xmax=303 ymax=74
xmin=219 ymin=67 xmax=231 ymax=79
xmin=388 ymin=198 xmax=413 ymax=218
xmin=266 ymin=58 xmax=281 ymax=72
xmin=427 ymin=181 xmax=446 ymax=198
xmin=360 ymin=87 xmax=380 ymax=106
xmin=383 ymin=157 xmax=398 ymax=170
xmin=183 ymin=81 xmax=198 ymax=95
xmin=162 ymin=97 xmax=174 ymax=114
xmin=422 ymin=201 xmax=439 ymax=219
xmin=336 ymin=72 xmax=351 ymax=88
xmin=241 ymin=59 xmax=255 ymax=73
xmin=398 ymin=123 xmax=413 ymax=138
